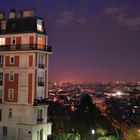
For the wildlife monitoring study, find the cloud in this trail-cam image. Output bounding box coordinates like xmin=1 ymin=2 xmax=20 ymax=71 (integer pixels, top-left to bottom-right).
xmin=54 ymin=10 xmax=87 ymax=27
xmin=56 ymin=11 xmax=75 ymax=25
xmin=77 ymin=17 xmax=87 ymax=24
xmin=104 ymin=7 xmax=140 ymax=30
xmin=120 ymin=16 xmax=140 ymax=30
xmin=104 ymin=7 xmax=126 ymax=17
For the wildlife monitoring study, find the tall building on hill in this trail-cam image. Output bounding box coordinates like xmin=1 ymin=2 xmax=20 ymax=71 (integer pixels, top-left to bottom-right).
xmin=0 ymin=9 xmax=52 ymax=140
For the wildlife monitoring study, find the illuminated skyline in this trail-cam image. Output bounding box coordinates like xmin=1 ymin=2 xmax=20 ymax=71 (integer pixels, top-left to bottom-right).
xmin=1 ymin=0 xmax=140 ymax=82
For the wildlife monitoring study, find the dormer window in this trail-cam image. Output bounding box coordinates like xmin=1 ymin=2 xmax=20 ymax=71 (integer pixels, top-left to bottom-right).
xmin=37 ymin=19 xmax=44 ymax=32
xmin=12 ymin=23 xmax=15 ymax=29
xmin=1 ymin=21 xmax=6 ymax=30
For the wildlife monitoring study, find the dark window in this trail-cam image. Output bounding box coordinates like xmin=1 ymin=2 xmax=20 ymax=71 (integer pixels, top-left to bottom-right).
xmin=0 ymin=109 xmax=2 ymax=121
xmin=38 ymin=77 xmax=44 ymax=86
xmin=0 ymin=55 xmax=3 ymax=64
xmin=0 ymin=73 xmax=3 ymax=85
xmin=0 ymin=89 xmax=2 ymax=103
xmin=8 ymin=108 xmax=12 ymax=118
xmin=37 ymin=109 xmax=43 ymax=119
xmin=9 ymin=72 xmax=14 ymax=81
xmin=12 ymin=23 xmax=15 ymax=29
xmin=10 ymin=56 xmax=14 ymax=64
xmin=3 ymin=127 xmax=7 ymax=136
xmin=12 ymin=37 xmax=16 ymax=44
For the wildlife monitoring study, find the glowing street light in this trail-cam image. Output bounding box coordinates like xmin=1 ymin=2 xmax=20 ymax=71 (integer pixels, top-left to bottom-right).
xmin=116 ymin=91 xmax=122 ymax=96
xmin=91 ymin=129 xmax=95 ymax=135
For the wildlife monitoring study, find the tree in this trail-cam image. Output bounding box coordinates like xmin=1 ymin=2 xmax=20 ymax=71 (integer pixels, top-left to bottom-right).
xmin=98 ymin=136 xmax=123 ymax=140
xmin=53 ymin=133 xmax=80 ymax=140
xmin=96 ymin=128 xmax=107 ymax=136
xmin=73 ymin=94 xmax=117 ymax=139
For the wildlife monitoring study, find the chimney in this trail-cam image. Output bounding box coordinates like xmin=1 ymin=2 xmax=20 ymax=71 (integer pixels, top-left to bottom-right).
xmin=9 ymin=9 xmax=16 ymax=19
xmin=0 ymin=10 xmax=4 ymax=20
xmin=22 ymin=9 xmax=35 ymax=17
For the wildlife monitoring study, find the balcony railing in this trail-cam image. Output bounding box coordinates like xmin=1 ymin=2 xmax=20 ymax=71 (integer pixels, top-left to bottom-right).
xmin=0 ymin=44 xmax=52 ymax=52
xmin=38 ymin=81 xmax=44 ymax=86
xmin=37 ymin=118 xmax=44 ymax=124
xmin=38 ymin=64 xmax=45 ymax=69
xmin=34 ymin=98 xmax=48 ymax=106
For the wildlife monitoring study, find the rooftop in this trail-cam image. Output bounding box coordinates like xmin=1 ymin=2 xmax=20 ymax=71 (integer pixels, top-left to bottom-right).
xmin=0 ymin=9 xmax=46 ymax=34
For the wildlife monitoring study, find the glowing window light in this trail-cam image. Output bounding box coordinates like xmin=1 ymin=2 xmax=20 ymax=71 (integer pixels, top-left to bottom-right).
xmin=0 ymin=38 xmax=5 ymax=45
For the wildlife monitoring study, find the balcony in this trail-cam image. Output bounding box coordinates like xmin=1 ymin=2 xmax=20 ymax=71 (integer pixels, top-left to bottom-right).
xmin=37 ymin=118 xmax=44 ymax=124
xmin=38 ymin=81 xmax=44 ymax=86
xmin=38 ymin=64 xmax=45 ymax=69
xmin=34 ymin=98 xmax=48 ymax=106
xmin=0 ymin=44 xmax=52 ymax=53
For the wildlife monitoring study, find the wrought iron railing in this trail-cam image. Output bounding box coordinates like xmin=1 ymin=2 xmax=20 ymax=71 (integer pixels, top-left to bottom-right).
xmin=38 ymin=81 xmax=44 ymax=86
xmin=0 ymin=44 xmax=52 ymax=52
xmin=34 ymin=98 xmax=48 ymax=106
xmin=37 ymin=118 xmax=44 ymax=124
xmin=38 ymin=64 xmax=45 ymax=69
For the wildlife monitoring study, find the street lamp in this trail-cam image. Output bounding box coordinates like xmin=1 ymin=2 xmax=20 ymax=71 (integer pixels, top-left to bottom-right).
xmin=91 ymin=129 xmax=95 ymax=140
xmin=91 ymin=129 xmax=95 ymax=135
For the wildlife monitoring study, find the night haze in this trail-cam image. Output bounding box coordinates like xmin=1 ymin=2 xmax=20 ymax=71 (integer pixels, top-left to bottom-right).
xmin=1 ymin=0 xmax=140 ymax=82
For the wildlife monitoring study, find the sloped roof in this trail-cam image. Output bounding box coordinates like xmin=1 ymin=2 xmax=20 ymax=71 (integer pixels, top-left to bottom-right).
xmin=0 ymin=16 xmax=46 ymax=34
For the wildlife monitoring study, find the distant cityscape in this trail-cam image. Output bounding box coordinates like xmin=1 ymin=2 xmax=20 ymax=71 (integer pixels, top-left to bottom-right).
xmin=48 ymin=81 xmax=140 ymax=137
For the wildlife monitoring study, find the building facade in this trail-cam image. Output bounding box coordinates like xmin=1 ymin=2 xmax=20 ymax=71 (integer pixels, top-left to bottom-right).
xmin=0 ymin=9 xmax=52 ymax=140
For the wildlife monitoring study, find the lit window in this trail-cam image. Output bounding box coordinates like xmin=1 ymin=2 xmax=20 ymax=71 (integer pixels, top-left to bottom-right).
xmin=10 ymin=56 xmax=14 ymax=64
xmin=8 ymin=89 xmax=14 ymax=100
xmin=37 ymin=24 xmax=42 ymax=31
xmin=37 ymin=37 xmax=43 ymax=49
xmin=0 ymin=55 xmax=3 ymax=64
xmin=37 ymin=19 xmax=43 ymax=32
xmin=9 ymin=72 xmax=14 ymax=81
xmin=0 ymin=38 xmax=5 ymax=45
xmin=8 ymin=108 xmax=12 ymax=118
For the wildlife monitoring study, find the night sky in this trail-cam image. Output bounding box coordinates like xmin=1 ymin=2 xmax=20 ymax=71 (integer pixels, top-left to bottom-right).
xmin=1 ymin=0 xmax=140 ymax=82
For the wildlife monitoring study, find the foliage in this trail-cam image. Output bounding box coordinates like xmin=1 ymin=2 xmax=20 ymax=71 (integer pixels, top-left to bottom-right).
xmin=98 ymin=136 xmax=123 ymax=140
xmin=48 ymin=94 xmax=118 ymax=140
xmin=53 ymin=133 xmax=80 ymax=140
xmin=96 ymin=128 xmax=107 ymax=136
